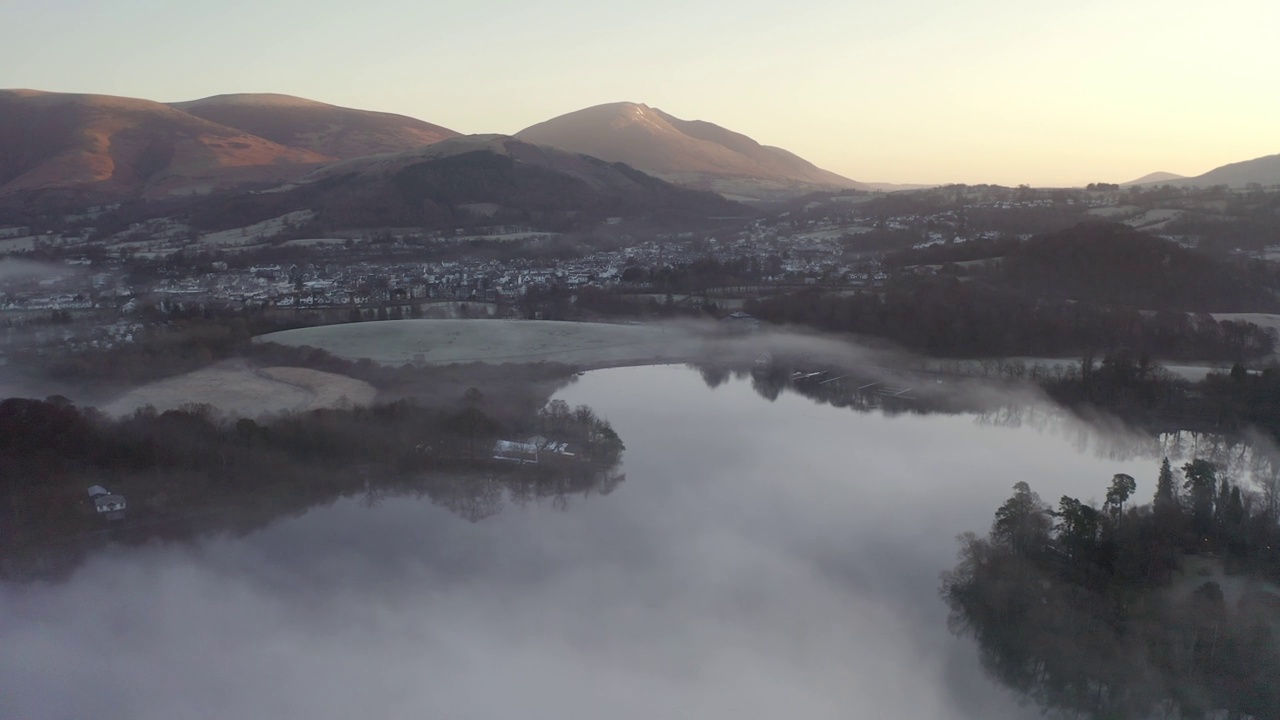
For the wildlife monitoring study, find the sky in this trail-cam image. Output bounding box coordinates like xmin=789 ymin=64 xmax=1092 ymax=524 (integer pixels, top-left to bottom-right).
xmin=1 ymin=0 xmax=1277 ymax=186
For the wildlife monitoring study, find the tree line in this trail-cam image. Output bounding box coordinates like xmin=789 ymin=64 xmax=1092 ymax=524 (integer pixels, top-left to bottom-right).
xmin=0 ymin=391 xmax=624 ymax=568
xmin=1043 ymin=355 xmax=1280 ymax=441
xmin=745 ymin=278 xmax=1273 ymax=360
xmin=941 ymin=460 xmax=1280 ymax=718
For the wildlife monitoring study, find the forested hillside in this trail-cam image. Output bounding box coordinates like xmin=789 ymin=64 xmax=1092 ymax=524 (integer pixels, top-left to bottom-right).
xmin=998 ymin=223 xmax=1277 ymax=311
xmin=747 ymin=221 xmax=1279 ymax=359
xmin=184 ymin=147 xmax=741 ymax=233
xmin=889 ymin=222 xmax=1278 ymax=313
xmin=746 ymin=277 xmax=1273 ymax=359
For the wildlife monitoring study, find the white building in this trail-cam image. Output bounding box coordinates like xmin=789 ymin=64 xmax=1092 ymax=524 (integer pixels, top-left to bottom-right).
xmin=88 ymin=485 xmax=127 ymax=518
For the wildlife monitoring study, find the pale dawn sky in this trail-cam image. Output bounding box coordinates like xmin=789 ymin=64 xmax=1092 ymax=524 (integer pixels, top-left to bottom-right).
xmin=1 ymin=0 xmax=1276 ymax=186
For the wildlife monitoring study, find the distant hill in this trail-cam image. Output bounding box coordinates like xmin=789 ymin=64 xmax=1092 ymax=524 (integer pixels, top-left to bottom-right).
xmin=186 ymin=135 xmax=743 ymax=232
xmin=0 ymin=89 xmax=329 ymax=202
xmin=1133 ymin=154 xmax=1280 ymax=189
xmin=0 ymin=89 xmax=461 ymax=206
xmin=862 ymin=181 xmax=937 ymax=193
xmin=170 ymin=93 xmax=459 ymax=160
xmin=1183 ymin=153 xmax=1280 ymax=188
xmin=1121 ymin=171 xmax=1184 ymax=186
xmin=517 ymin=102 xmax=861 ymax=200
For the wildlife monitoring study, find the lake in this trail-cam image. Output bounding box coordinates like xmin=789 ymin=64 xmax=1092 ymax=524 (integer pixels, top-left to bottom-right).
xmin=0 ymin=364 xmax=1184 ymax=719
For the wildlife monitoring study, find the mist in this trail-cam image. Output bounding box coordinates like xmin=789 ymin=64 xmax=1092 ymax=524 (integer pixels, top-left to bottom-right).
xmin=0 ymin=257 xmax=79 ymax=286
xmin=0 ymin=362 xmax=1179 ymax=719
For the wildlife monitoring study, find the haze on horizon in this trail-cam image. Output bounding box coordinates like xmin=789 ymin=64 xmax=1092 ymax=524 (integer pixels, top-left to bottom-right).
xmin=2 ymin=0 xmax=1277 ymax=187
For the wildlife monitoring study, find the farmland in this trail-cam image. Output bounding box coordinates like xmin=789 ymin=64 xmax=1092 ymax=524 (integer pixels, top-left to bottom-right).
xmin=103 ymin=361 xmax=376 ymax=417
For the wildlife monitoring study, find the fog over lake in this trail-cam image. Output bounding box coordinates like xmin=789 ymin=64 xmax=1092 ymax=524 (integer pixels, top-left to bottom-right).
xmin=1 ymin=365 xmax=1171 ymax=719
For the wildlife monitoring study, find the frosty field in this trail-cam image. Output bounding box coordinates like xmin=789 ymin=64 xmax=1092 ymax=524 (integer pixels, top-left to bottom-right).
xmin=256 ymin=319 xmax=709 ymax=367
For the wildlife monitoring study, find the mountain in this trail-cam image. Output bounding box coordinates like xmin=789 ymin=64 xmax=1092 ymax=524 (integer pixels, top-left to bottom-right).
xmin=0 ymin=89 xmax=331 ymax=202
xmin=517 ymin=102 xmax=861 ymax=200
xmin=186 ymin=134 xmax=742 ymax=232
xmin=1182 ymin=153 xmax=1280 ymax=188
xmin=170 ymin=93 xmax=459 ymax=160
xmin=1131 ymin=154 xmax=1280 ymax=188
xmin=1121 ymin=171 xmax=1184 ymax=186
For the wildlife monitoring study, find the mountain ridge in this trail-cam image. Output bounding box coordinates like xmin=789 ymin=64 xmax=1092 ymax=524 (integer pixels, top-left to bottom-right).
xmin=0 ymin=89 xmax=331 ymax=201
xmin=1121 ymin=171 xmax=1185 ymax=186
xmin=517 ymin=102 xmax=861 ymax=199
xmin=0 ymin=89 xmax=461 ymax=203
xmin=185 ymin=134 xmax=742 ymax=232
xmin=170 ymin=93 xmax=459 ymax=160
xmin=1130 ymin=154 xmax=1280 ymax=188
xmin=1186 ymin=153 xmax=1280 ymax=187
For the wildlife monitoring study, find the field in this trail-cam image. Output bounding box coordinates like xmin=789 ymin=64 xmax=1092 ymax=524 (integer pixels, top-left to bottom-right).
xmin=793 ymin=225 xmax=873 ymax=241
xmin=173 ymin=210 xmax=318 ymax=254
xmin=283 ymin=237 xmax=350 ymax=247
xmin=1214 ymin=313 xmax=1280 ymax=363
xmin=0 ymin=236 xmax=36 ymax=253
xmin=1124 ymin=208 xmax=1183 ymax=231
xmin=1214 ymin=312 xmax=1280 ymax=337
xmin=102 ymin=361 xmax=376 ymax=417
xmin=256 ymin=319 xmax=710 ymax=367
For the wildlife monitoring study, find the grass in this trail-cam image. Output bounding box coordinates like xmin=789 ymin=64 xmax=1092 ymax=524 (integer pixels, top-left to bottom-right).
xmin=103 ymin=360 xmax=376 ymax=417
xmin=255 ymin=319 xmax=709 ymax=368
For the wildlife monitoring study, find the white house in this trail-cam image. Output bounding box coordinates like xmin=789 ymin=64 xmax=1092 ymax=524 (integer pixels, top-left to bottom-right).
xmin=722 ymin=311 xmax=761 ymax=333
xmin=492 ymin=440 xmax=539 ymax=464
xmin=88 ymin=485 xmax=127 ymax=518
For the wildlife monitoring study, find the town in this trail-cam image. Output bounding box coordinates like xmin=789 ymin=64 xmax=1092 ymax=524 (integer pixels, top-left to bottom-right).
xmin=8 ymin=181 xmax=1250 ymax=364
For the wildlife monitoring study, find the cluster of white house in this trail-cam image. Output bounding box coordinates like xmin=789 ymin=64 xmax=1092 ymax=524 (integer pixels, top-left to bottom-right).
xmin=492 ymin=437 xmax=578 ymax=465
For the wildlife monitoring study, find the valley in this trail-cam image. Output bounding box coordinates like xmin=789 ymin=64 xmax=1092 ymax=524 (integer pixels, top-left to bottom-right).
xmin=3 ymin=79 xmax=1280 ymax=720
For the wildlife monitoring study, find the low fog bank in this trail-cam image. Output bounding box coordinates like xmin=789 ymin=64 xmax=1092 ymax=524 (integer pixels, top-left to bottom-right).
xmin=0 ymin=258 xmax=79 ymax=284
xmin=0 ymin=364 xmax=1177 ymax=719
xmin=0 ymin=365 xmax=82 ymax=407
xmin=0 ymin=508 xmax=1030 ymax=720
xmin=2 ymin=315 xmax=1041 ymax=419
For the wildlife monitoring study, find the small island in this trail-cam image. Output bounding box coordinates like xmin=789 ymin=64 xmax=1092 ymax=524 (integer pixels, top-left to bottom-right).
xmin=0 ymin=387 xmax=625 ymax=580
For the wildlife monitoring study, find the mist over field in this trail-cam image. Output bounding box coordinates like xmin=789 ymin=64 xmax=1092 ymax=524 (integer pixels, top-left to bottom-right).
xmin=0 ymin=258 xmax=69 ymax=282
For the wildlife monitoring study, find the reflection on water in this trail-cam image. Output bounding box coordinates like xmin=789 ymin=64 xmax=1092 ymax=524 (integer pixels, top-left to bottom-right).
xmin=351 ymin=465 xmax=626 ymax=523
xmin=712 ymin=355 xmax=1280 ymax=493
xmin=1 ymin=364 xmax=1272 ymax=719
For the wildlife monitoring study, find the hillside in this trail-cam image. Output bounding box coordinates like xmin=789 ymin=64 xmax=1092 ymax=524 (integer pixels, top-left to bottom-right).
xmin=185 ymin=135 xmax=742 ymax=232
xmin=996 ymin=223 xmax=1276 ymax=312
xmin=170 ymin=93 xmax=459 ymax=159
xmin=1121 ymin=171 xmax=1184 ymax=186
xmin=752 ymin=222 xmax=1278 ymax=359
xmin=0 ymin=89 xmax=330 ymax=202
xmin=1136 ymin=153 xmax=1280 ymax=189
xmin=888 ymin=222 xmax=1276 ymax=312
xmin=517 ymin=102 xmax=860 ymax=199
xmin=1187 ymin=153 xmax=1280 ymax=188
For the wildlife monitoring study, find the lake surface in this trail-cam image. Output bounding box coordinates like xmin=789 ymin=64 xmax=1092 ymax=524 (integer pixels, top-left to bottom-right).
xmin=0 ymin=365 xmax=1174 ymax=719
